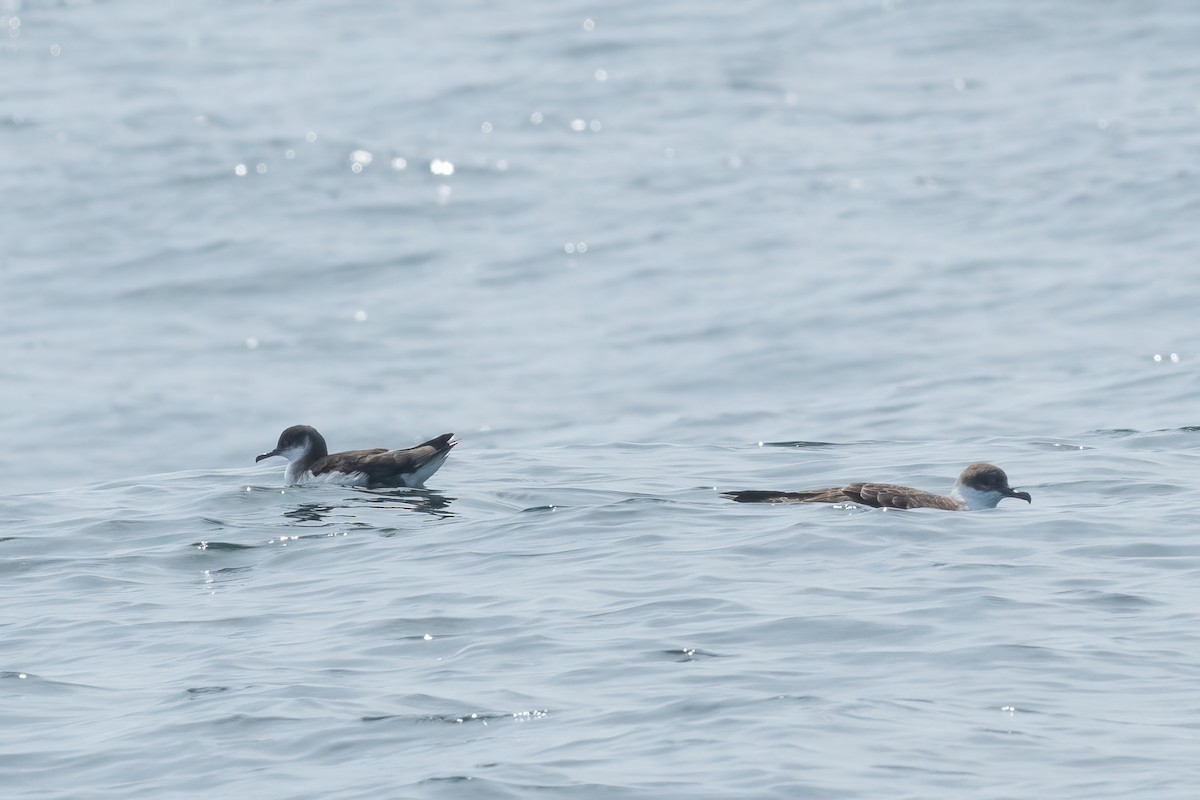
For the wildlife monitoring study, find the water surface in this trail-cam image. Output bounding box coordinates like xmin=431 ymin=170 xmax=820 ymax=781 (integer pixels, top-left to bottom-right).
xmin=3 ymin=1 xmax=1200 ymax=797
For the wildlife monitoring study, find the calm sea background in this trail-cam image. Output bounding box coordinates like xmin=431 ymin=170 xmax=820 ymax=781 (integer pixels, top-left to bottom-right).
xmin=4 ymin=1 xmax=1200 ymax=797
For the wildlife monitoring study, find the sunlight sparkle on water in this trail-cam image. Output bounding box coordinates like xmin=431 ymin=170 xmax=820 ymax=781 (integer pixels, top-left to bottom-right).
xmin=513 ymin=710 xmax=548 ymax=722
xmin=430 ymin=159 xmax=454 ymax=176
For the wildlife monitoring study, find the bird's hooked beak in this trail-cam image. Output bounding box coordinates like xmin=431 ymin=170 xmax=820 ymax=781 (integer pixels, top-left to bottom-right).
xmin=1003 ymin=487 xmax=1032 ymax=504
xmin=255 ymin=448 xmax=281 ymax=463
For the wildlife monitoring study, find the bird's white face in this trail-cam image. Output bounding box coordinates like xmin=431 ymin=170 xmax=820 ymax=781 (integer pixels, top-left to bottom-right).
xmin=276 ymin=440 xmax=311 ymax=463
xmin=951 ymin=483 xmax=1005 ymax=510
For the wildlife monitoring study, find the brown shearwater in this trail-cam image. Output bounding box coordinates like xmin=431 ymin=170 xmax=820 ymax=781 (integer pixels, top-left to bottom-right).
xmin=722 ymin=463 xmax=1031 ymax=510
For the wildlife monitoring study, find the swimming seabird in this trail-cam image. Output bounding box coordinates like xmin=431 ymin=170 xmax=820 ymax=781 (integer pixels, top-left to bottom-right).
xmin=255 ymin=425 xmax=457 ymax=488
xmin=722 ymin=463 xmax=1031 ymax=510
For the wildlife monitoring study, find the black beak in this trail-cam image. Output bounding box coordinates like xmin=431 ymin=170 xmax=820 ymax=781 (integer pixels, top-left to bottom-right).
xmin=1004 ymin=488 xmax=1032 ymax=504
xmin=255 ymin=449 xmax=280 ymax=463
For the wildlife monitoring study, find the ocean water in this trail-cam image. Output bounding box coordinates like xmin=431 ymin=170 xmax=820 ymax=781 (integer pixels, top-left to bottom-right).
xmin=4 ymin=0 xmax=1200 ymax=797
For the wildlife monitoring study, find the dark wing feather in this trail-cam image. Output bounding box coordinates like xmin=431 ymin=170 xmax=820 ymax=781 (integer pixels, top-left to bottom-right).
xmin=310 ymin=448 xmax=388 ymax=476
xmin=841 ymin=483 xmax=962 ymax=510
xmin=311 ymin=434 xmax=456 ymax=488
xmin=722 ymin=488 xmax=855 ymax=504
xmin=724 ymin=482 xmax=963 ymax=510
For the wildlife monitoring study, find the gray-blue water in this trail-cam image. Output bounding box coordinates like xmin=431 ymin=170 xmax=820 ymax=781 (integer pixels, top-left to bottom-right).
xmin=4 ymin=1 xmax=1200 ymax=797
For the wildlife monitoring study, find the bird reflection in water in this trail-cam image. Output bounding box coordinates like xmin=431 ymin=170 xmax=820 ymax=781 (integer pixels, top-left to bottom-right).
xmin=282 ymin=489 xmax=456 ymax=524
xmin=284 ymin=503 xmax=336 ymax=523
xmin=361 ymin=488 xmax=456 ymax=519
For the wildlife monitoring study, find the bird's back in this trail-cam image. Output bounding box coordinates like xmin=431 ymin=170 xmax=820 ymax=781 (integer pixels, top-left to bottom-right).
xmin=840 ymin=483 xmax=962 ymax=510
xmin=309 ymin=434 xmax=456 ymax=488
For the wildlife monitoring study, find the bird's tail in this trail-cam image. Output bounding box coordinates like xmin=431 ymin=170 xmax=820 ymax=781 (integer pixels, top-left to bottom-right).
xmin=421 ymin=433 xmax=457 ymax=452
xmin=722 ymin=490 xmax=813 ymax=504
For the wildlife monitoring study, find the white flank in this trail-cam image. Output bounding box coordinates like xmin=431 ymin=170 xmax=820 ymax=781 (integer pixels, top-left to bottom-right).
xmin=402 ymin=451 xmax=451 ymax=488
xmin=291 ymin=469 xmax=371 ymax=488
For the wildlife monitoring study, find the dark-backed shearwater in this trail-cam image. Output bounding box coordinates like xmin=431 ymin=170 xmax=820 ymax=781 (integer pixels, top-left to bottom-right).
xmin=722 ymin=463 xmax=1031 ymax=511
xmin=255 ymin=425 xmax=457 ymax=488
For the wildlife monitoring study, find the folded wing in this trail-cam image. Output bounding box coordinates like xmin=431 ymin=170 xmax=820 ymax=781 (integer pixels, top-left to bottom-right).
xmin=311 ymin=433 xmax=457 ymax=488
xmin=841 ymin=483 xmax=961 ymax=510
xmin=721 ymin=488 xmax=855 ymax=504
xmin=722 ymin=482 xmax=962 ymax=510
